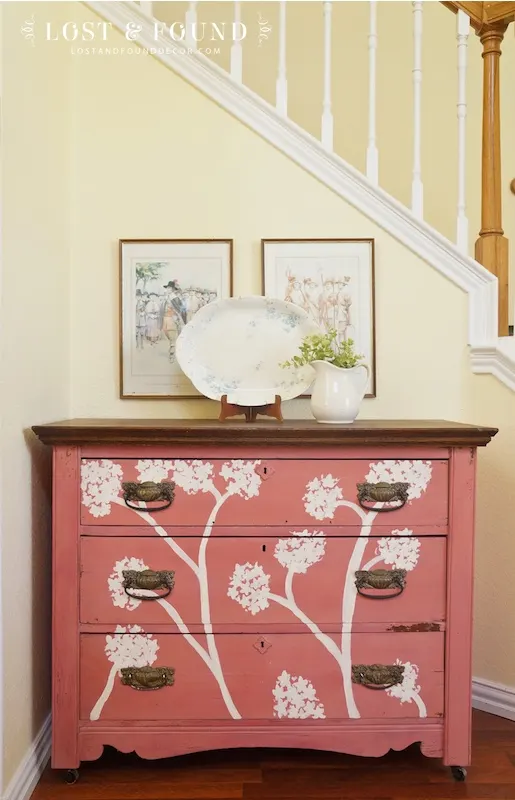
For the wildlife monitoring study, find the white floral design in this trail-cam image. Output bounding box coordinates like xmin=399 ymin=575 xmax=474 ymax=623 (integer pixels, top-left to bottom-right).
xmin=136 ymin=459 xmax=173 ymax=483
xmin=386 ymin=659 xmax=427 ymax=717
xmin=90 ymin=624 xmax=159 ymax=720
xmin=227 ymin=562 xmax=270 ymax=614
xmin=365 ymin=460 xmax=432 ymax=501
xmin=303 ymin=475 xmax=343 ymax=520
xmin=172 ymin=459 xmax=216 ymax=495
xmin=220 ymin=460 xmax=262 ymax=499
xmin=108 ymin=557 xmax=150 ymax=610
xmin=81 ymin=459 xmax=123 ymax=518
xmin=273 ymin=670 xmax=325 ymax=719
xmin=376 ymin=536 xmax=420 ymax=570
xmin=274 ymin=530 xmax=326 ymax=573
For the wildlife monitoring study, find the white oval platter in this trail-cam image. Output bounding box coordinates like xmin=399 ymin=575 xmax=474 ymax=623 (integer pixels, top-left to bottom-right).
xmin=176 ymin=296 xmax=320 ymax=405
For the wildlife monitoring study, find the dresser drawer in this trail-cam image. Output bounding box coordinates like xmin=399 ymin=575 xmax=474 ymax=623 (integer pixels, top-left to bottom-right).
xmin=80 ymin=457 xmax=448 ymax=528
xmin=80 ymin=631 xmax=444 ymax=722
xmin=80 ymin=535 xmax=446 ymax=627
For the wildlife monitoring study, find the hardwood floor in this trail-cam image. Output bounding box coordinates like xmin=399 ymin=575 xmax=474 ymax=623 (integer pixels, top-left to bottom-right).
xmin=31 ymin=711 xmax=515 ymax=799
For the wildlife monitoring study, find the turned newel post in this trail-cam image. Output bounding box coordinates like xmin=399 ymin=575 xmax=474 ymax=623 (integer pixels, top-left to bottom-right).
xmin=475 ymin=22 xmax=509 ymax=336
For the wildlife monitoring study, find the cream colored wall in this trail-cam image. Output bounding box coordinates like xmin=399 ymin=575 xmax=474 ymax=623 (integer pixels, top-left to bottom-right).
xmin=156 ymin=0 xmax=515 ymax=320
xmin=70 ymin=7 xmax=469 ymax=421
xmin=0 ymin=2 xmax=72 ymax=790
xmin=468 ymin=376 xmax=515 ymax=685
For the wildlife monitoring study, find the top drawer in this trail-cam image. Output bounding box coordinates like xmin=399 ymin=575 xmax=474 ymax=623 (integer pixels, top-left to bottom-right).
xmin=80 ymin=457 xmax=448 ymax=528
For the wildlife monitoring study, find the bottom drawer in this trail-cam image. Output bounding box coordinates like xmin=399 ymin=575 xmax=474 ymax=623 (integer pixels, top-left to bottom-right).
xmin=81 ymin=631 xmax=444 ymax=722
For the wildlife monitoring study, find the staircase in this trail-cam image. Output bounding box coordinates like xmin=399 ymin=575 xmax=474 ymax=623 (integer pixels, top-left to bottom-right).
xmin=86 ymin=0 xmax=515 ymax=392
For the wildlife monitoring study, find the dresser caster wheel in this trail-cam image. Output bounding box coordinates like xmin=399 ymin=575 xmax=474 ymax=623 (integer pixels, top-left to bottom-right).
xmin=450 ymin=766 xmax=467 ymax=782
xmin=64 ymin=769 xmax=79 ymax=784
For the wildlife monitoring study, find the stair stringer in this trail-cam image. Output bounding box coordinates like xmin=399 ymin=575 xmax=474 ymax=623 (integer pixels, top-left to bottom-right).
xmin=85 ymin=1 xmax=514 ymax=389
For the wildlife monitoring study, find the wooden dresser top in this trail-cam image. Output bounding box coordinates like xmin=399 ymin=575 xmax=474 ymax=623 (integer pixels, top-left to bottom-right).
xmin=32 ymin=419 xmax=498 ymax=447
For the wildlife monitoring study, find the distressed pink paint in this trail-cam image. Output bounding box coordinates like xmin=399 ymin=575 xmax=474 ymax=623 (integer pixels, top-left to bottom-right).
xmin=44 ymin=430 xmax=487 ymax=775
xmin=80 ymin=535 xmax=446 ymax=627
xmin=80 ymin=458 xmax=449 ymax=528
xmin=80 ymin=632 xmax=444 ymax=722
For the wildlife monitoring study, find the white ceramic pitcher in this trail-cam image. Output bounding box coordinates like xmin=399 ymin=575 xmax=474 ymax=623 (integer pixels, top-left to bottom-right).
xmin=310 ymin=361 xmax=370 ymax=424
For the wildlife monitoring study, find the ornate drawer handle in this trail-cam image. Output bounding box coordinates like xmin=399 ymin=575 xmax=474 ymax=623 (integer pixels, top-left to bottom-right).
xmin=354 ymin=568 xmax=407 ymax=598
xmin=352 ymin=663 xmax=404 ymax=690
xmin=120 ymin=666 xmax=175 ymax=690
xmin=122 ymin=481 xmax=175 ymax=512
xmin=356 ymin=481 xmax=409 ymax=511
xmin=122 ymin=569 xmax=175 ymax=599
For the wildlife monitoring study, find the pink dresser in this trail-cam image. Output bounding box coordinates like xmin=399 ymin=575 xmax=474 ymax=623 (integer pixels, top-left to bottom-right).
xmin=32 ymin=418 xmax=497 ymax=783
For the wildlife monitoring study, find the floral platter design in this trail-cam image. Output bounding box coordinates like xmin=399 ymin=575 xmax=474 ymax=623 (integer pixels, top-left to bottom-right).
xmin=175 ymin=296 xmax=320 ymax=405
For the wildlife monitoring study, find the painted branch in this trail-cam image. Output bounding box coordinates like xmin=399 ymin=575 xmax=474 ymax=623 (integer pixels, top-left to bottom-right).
xmin=112 ymin=498 xmax=199 ymax=575
xmin=340 ymin=512 xmax=378 ymax=718
xmin=90 ymin=662 xmax=118 ymax=721
xmin=414 ymin=692 xmax=428 ymax=718
xmin=361 ymin=553 xmax=383 ymax=572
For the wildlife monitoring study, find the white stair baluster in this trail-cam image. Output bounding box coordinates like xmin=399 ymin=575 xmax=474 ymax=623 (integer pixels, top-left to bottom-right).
xmin=231 ymin=2 xmax=243 ymax=82
xmin=321 ymin=2 xmax=333 ymax=150
xmin=366 ymin=0 xmax=378 ymax=184
xmin=139 ymin=1 xmax=153 ymax=16
xmin=186 ymin=2 xmax=198 ymax=49
xmin=456 ymin=11 xmax=470 ymax=253
xmin=276 ymin=0 xmax=287 ymax=115
xmin=411 ymin=1 xmax=423 ymax=218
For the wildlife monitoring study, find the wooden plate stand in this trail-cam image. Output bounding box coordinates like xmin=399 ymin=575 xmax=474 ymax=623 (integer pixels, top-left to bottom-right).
xmin=219 ymin=395 xmax=283 ymax=423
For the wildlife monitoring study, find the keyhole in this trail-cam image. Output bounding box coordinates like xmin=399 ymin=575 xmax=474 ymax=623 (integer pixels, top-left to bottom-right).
xmin=262 ymin=544 xmax=266 ymax=552
xmin=260 ymin=640 xmax=265 ymax=648
xmin=263 ymin=467 xmax=268 ymax=475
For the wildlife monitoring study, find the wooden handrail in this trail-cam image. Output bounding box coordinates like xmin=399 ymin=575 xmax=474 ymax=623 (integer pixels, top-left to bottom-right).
xmin=443 ymin=1 xmax=513 ymax=336
xmin=474 ymin=22 xmax=509 ymax=336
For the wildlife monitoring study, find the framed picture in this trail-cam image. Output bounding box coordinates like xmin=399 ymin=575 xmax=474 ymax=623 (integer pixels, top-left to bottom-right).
xmin=262 ymin=238 xmax=376 ymax=397
xmin=120 ymin=239 xmax=233 ymax=398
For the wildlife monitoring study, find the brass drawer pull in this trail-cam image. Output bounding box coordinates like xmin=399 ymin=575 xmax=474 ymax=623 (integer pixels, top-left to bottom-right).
xmin=355 ymin=568 xmax=407 ymax=598
xmin=122 ymin=569 xmax=175 ymax=599
xmin=352 ymin=664 xmax=404 ymax=690
xmin=356 ymin=481 xmax=409 ymax=511
xmin=122 ymin=481 xmax=175 ymax=512
xmin=120 ymin=666 xmax=175 ymax=690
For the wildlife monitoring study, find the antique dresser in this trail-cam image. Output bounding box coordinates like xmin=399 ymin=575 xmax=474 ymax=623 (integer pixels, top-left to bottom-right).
xmin=32 ymin=418 xmax=497 ymax=783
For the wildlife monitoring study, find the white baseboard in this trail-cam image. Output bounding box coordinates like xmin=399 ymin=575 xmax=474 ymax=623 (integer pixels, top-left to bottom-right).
xmin=0 ymin=682 xmax=512 ymax=800
xmin=472 ymin=677 xmax=515 ymax=722
xmin=3 ymin=714 xmax=51 ymax=800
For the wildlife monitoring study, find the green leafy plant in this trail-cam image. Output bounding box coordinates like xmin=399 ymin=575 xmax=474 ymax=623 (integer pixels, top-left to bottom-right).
xmin=281 ymin=329 xmax=364 ymax=369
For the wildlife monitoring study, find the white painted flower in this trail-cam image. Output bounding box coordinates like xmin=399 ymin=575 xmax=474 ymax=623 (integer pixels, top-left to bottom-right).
xmin=274 ymin=530 xmax=326 ymax=573
xmin=220 ymin=460 xmax=262 ymax=499
xmin=365 ymin=460 xmax=432 ymax=501
xmin=273 ymin=670 xmax=325 ymax=719
xmin=135 ymin=459 xmax=173 ymax=483
xmin=227 ymin=562 xmax=270 ymax=614
xmin=172 ymin=459 xmax=215 ymax=495
xmin=108 ymin=557 xmax=149 ymax=610
xmin=105 ymin=624 xmax=159 ymax=670
xmin=303 ymin=475 xmax=343 ymax=520
xmin=90 ymin=624 xmax=160 ymax=721
xmin=386 ymin=660 xmax=425 ymax=714
xmin=81 ymin=459 xmax=123 ymax=518
xmin=376 ymin=536 xmax=420 ymax=570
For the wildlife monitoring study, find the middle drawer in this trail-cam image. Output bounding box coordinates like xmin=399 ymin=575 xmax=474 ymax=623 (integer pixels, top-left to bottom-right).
xmin=81 ymin=534 xmax=446 ymax=627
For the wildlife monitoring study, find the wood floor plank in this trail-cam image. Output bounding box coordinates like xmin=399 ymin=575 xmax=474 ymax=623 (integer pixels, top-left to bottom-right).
xmin=30 ymin=711 xmax=515 ymax=800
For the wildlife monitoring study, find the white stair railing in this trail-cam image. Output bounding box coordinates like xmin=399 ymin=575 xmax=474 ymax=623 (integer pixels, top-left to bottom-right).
xmin=366 ymin=0 xmax=378 ymax=185
xmin=411 ymin=1 xmax=424 ymax=219
xmin=321 ymin=1 xmax=333 ymax=151
xmin=456 ymin=10 xmax=470 ymax=253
